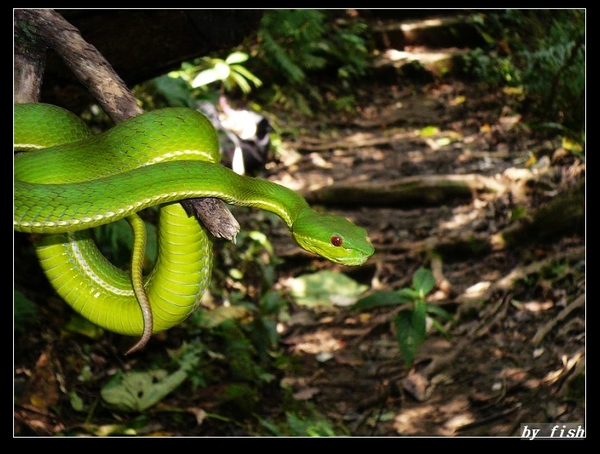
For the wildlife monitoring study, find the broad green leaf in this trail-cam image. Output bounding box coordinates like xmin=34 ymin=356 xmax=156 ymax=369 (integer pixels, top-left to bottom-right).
xmin=353 ymin=291 xmax=400 ymax=311
xmin=225 ymin=51 xmax=249 ymax=65
xmin=101 ymin=368 xmax=188 ymax=412
xmin=152 ymin=74 xmax=196 ymax=108
xmin=289 ymin=270 xmax=368 ymax=308
xmin=197 ymin=305 xmax=251 ymax=329
xmin=412 ymin=299 xmax=427 ymax=337
xmin=395 ymin=307 xmax=427 ymax=367
xmin=413 ymin=267 xmax=435 ymax=297
xmin=68 ymin=391 xmax=85 ymax=412
xmin=191 ymin=62 xmax=230 ymax=88
xmin=397 ymin=287 xmax=418 ymax=304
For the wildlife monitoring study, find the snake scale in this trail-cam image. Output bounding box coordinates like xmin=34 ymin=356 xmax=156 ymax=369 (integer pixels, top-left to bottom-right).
xmin=14 ymin=103 xmax=374 ymax=353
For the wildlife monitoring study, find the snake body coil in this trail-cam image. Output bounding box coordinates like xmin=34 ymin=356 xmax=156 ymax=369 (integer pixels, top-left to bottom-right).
xmin=14 ymin=103 xmax=374 ymax=350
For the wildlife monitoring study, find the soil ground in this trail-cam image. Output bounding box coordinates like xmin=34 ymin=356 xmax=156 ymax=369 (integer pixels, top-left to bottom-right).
xmin=258 ymin=78 xmax=586 ymax=436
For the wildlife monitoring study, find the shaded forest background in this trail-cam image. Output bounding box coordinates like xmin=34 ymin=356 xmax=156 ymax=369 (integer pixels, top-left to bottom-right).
xmin=14 ymin=9 xmax=585 ymax=436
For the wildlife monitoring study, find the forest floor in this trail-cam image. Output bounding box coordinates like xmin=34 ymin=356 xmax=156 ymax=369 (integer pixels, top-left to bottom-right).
xmin=261 ymin=77 xmax=586 ymax=436
xmin=14 ymin=19 xmax=585 ymax=437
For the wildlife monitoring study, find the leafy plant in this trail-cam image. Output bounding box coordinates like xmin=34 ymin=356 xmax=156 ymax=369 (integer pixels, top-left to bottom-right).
xmin=14 ymin=290 xmax=38 ymax=335
xmin=158 ymin=221 xmax=294 ymax=413
xmin=176 ymin=51 xmax=262 ymax=95
xmin=253 ymin=9 xmax=371 ymax=115
xmin=139 ymin=10 xmax=372 ymax=117
xmin=460 ymin=10 xmax=585 ymax=141
xmin=100 ymin=368 xmax=189 ymax=413
xmin=287 ymin=269 xmax=369 ymax=308
xmin=259 ymin=406 xmax=342 ymax=436
xmin=257 ymin=10 xmax=328 ymax=85
xmin=353 ymin=267 xmax=453 ymax=367
xmin=92 ymin=215 xmax=158 ymax=271
xmin=141 ymin=50 xmax=263 ymax=111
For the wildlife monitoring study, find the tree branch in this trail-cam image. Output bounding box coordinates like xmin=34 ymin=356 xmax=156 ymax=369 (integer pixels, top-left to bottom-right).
xmin=14 ymin=8 xmax=240 ymax=241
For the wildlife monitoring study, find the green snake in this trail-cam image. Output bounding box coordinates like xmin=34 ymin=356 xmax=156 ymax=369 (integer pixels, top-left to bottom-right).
xmin=14 ymin=103 xmax=374 ymax=353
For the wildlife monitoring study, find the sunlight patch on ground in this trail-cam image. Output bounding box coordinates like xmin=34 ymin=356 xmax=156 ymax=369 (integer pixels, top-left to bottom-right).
xmin=440 ymin=207 xmax=479 ymax=230
xmin=394 ymin=394 xmax=474 ymax=435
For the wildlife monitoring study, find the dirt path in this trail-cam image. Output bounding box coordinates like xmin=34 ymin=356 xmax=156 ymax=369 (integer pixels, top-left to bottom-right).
xmin=263 ymin=78 xmax=585 ymax=436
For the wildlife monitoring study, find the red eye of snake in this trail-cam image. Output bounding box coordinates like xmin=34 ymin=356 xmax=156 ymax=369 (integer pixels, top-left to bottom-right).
xmin=330 ymin=235 xmax=343 ymax=247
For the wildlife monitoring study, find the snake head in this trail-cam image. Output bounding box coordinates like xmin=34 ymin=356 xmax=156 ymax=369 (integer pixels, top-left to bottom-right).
xmin=292 ymin=213 xmax=375 ymax=266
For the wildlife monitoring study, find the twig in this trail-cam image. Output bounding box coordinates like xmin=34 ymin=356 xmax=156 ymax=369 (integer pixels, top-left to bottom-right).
xmin=532 ymin=293 xmax=584 ymax=346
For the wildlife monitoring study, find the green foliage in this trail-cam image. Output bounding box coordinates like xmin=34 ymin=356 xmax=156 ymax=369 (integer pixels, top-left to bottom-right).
xmin=454 ymin=47 xmax=515 ymax=86
xmin=288 ymin=269 xmax=369 ymax=308
xmin=93 ymin=214 xmax=158 ymax=271
xmin=99 ymin=344 xmax=202 ymax=412
xmin=137 ymin=50 xmax=263 ymax=111
xmin=139 ymin=10 xmax=371 ymax=117
xmin=14 ymin=290 xmax=37 ymax=334
xmin=149 ymin=74 xmax=200 ymax=108
xmin=176 ymin=51 xmax=262 ymax=95
xmin=177 ymin=223 xmax=293 ymax=413
xmin=100 ymin=368 xmax=190 ymax=413
xmin=459 ymin=10 xmax=585 ymax=139
xmin=353 ymin=267 xmax=453 ymax=367
xmin=190 ymin=52 xmax=262 ymax=93
xmin=163 ymin=51 xmax=262 ymax=97
xmin=86 ymin=208 xmax=291 ymax=414
xmin=257 ymin=10 xmax=328 ymax=84
xmin=254 ymin=9 xmax=371 ymax=115
xmin=259 ymin=406 xmax=342 ymax=436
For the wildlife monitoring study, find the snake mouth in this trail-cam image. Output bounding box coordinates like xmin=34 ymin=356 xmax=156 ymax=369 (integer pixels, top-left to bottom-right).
xmin=330 ymin=250 xmax=374 ymax=267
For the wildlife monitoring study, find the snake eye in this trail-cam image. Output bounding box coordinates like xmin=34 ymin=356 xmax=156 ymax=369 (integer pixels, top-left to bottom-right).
xmin=330 ymin=235 xmax=343 ymax=247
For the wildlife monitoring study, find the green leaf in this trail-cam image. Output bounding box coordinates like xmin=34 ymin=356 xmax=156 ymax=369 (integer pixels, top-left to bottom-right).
xmin=286 ymin=412 xmax=336 ymax=436
xmin=412 ymin=301 xmax=427 ymax=330
xmin=418 ymin=126 xmax=439 ymax=137
xmin=191 ymin=62 xmax=230 ymax=88
xmin=231 ymin=65 xmax=263 ymax=87
xmin=229 ymin=71 xmax=252 ymax=94
xmin=413 ymin=267 xmax=435 ymax=297
xmin=152 ymin=74 xmax=196 ymax=108
xmin=395 ymin=307 xmax=427 ymax=367
xmin=259 ymin=417 xmax=285 ymax=436
xmin=289 ymin=270 xmax=368 ymax=308
xmin=260 ymin=290 xmax=286 ymax=315
xmin=427 ymin=317 xmax=451 ymax=340
xmin=101 ymin=368 xmax=188 ymax=412
xmin=225 ymin=51 xmax=249 ymax=65
xmin=14 ymin=290 xmax=37 ymax=334
xmin=353 ymin=291 xmax=401 ymax=311
xmin=397 ymin=287 xmax=418 ymax=304
xmin=63 ymin=314 xmax=105 ymax=340
xmin=425 ymin=303 xmax=454 ymax=322
xmin=68 ymin=390 xmax=85 ymax=412
xmin=412 ymin=300 xmax=427 ymax=339
xmin=248 ymin=230 xmax=274 ymax=255
xmin=197 ymin=305 xmax=251 ymax=329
